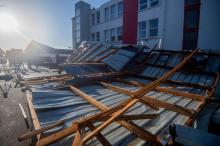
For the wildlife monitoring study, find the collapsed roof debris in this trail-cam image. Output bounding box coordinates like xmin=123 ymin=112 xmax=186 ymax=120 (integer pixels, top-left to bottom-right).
xmin=17 ymin=42 xmax=220 ymax=146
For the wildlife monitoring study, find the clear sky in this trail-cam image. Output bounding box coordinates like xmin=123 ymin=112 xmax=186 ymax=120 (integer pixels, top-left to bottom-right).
xmin=0 ymin=0 xmax=108 ymax=50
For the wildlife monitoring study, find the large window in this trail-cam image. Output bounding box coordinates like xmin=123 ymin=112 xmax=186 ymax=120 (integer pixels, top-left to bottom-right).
xmin=91 ymin=33 xmax=95 ymax=41
xmin=139 ymin=0 xmax=148 ymax=10
xmin=117 ymin=26 xmax=123 ymax=41
xmin=105 ymin=7 xmax=110 ymax=22
xmin=104 ymin=30 xmax=109 ymax=42
xmin=91 ymin=14 xmax=95 ymax=25
xmin=138 ymin=21 xmax=147 ymax=39
xmin=149 ymin=18 xmax=159 ymax=37
xmin=139 ymin=0 xmax=159 ymax=10
xmin=110 ymin=28 xmax=115 ymax=41
xmin=96 ymin=11 xmax=100 ymax=24
xmin=76 ymin=23 xmax=80 ymax=31
xmin=96 ymin=32 xmax=100 ymax=41
xmin=111 ymin=5 xmax=116 ymax=19
xmin=76 ymin=30 xmax=80 ymax=43
xmin=150 ymin=0 xmax=159 ymax=7
xmin=118 ymin=2 xmax=124 ymax=17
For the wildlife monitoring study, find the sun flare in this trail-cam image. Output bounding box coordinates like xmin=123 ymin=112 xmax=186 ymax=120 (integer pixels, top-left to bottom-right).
xmin=0 ymin=13 xmax=18 ymax=32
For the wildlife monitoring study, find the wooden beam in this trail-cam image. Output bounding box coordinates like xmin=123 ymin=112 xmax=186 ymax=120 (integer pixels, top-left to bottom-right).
xmin=80 ymin=44 xmax=103 ymax=62
xmin=26 ymin=92 xmax=41 ymax=140
xmin=69 ymin=86 xmax=157 ymax=143
xmin=81 ymin=49 xmax=198 ymax=145
xmin=101 ymin=82 xmax=193 ymax=116
xmin=95 ymin=49 xmax=118 ymax=62
xmin=69 ymin=86 xmax=107 ymax=110
xmin=88 ymin=47 xmax=111 ymax=61
xmin=72 ymin=126 xmax=82 ymax=146
xmin=87 ymin=123 xmax=112 ymax=146
xmin=36 ymin=124 xmax=78 ymax=146
xmin=155 ymin=87 xmax=205 ymax=102
xmin=119 ymin=79 xmax=205 ymax=102
xmin=134 ymin=75 xmax=210 ymax=90
xmin=93 ymin=114 xmax=158 ymax=122
xmin=18 ymin=120 xmax=65 ymax=142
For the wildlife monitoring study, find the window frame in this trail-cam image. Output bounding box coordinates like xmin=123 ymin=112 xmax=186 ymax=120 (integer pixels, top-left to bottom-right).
xmin=150 ymin=0 xmax=159 ymax=7
xmin=104 ymin=30 xmax=109 ymax=42
xmin=148 ymin=18 xmax=159 ymax=38
xmin=104 ymin=7 xmax=110 ymax=22
xmin=91 ymin=13 xmax=95 ymax=25
xmin=111 ymin=4 xmax=116 ymax=20
xmin=117 ymin=26 xmax=123 ymax=41
xmin=96 ymin=11 xmax=100 ymax=24
xmin=110 ymin=28 xmax=116 ymax=41
xmin=117 ymin=2 xmax=124 ymax=17
xmin=139 ymin=0 xmax=148 ymax=11
xmin=138 ymin=21 xmax=147 ymax=39
xmin=96 ymin=32 xmax=100 ymax=41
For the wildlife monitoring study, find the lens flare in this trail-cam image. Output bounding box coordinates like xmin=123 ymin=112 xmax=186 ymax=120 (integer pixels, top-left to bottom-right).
xmin=0 ymin=13 xmax=19 ymax=32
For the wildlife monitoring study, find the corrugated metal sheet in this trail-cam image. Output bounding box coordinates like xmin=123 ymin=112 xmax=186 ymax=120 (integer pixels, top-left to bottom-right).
xmin=30 ymin=75 xmax=206 ymax=145
xmin=24 ymin=49 xmax=220 ymax=146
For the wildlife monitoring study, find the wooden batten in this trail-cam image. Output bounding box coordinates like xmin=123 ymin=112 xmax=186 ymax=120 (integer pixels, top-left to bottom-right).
xmin=118 ymin=79 xmax=205 ymax=102
xmin=26 ymin=92 xmax=41 ymax=140
xmin=69 ymin=85 xmax=157 ymax=144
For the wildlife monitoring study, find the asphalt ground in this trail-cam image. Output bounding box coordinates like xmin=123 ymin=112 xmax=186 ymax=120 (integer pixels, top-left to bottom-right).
xmin=0 ymin=81 xmax=31 ymax=146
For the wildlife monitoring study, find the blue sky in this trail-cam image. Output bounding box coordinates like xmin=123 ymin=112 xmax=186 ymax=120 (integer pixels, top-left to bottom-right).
xmin=0 ymin=0 xmax=108 ymax=50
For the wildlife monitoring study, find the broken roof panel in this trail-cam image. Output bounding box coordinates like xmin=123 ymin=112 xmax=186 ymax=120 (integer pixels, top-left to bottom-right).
xmin=19 ymin=48 xmax=220 ymax=146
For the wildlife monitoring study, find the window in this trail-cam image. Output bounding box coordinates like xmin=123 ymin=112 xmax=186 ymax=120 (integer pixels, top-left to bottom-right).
xmin=76 ymin=30 xmax=80 ymax=43
xmin=91 ymin=14 xmax=95 ymax=25
xmin=150 ymin=0 xmax=159 ymax=7
xmin=91 ymin=33 xmax=95 ymax=41
xmin=111 ymin=5 xmax=116 ymax=19
xmin=118 ymin=2 xmax=124 ymax=17
xmin=76 ymin=23 xmax=80 ymax=31
xmin=139 ymin=0 xmax=147 ymax=10
xmin=110 ymin=28 xmax=115 ymax=41
xmin=75 ymin=16 xmax=80 ymax=24
xmin=149 ymin=18 xmax=159 ymax=37
xmin=138 ymin=21 xmax=146 ymax=39
xmin=105 ymin=7 xmax=110 ymax=21
xmin=117 ymin=27 xmax=123 ymax=41
xmin=96 ymin=11 xmax=100 ymax=24
xmin=104 ymin=30 xmax=109 ymax=42
xmin=96 ymin=32 xmax=100 ymax=41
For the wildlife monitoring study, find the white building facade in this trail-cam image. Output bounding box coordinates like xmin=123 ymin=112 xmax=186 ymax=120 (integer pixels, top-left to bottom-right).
xmin=72 ymin=0 xmax=220 ymax=51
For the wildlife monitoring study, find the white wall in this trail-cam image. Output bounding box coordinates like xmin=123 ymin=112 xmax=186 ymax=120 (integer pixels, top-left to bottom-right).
xmin=90 ymin=0 xmax=123 ymax=42
xmin=198 ymin=0 xmax=220 ymax=51
xmin=137 ymin=0 xmax=165 ymax=48
xmin=163 ymin=0 xmax=184 ymax=50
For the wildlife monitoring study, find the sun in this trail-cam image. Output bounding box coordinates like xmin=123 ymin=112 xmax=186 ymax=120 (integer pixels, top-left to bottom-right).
xmin=0 ymin=13 xmax=18 ymax=32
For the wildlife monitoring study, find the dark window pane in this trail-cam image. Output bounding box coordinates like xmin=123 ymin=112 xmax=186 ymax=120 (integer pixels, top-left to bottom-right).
xmin=150 ymin=0 xmax=159 ymax=7
xmin=149 ymin=29 xmax=158 ymax=37
xmin=96 ymin=32 xmax=100 ymax=41
xmin=92 ymin=14 xmax=95 ymax=25
xmin=96 ymin=11 xmax=100 ymax=24
xmin=184 ymin=10 xmax=199 ymax=28
xmin=149 ymin=19 xmax=158 ymax=28
xmin=140 ymin=0 xmax=148 ymax=10
xmin=183 ymin=32 xmax=198 ymax=50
